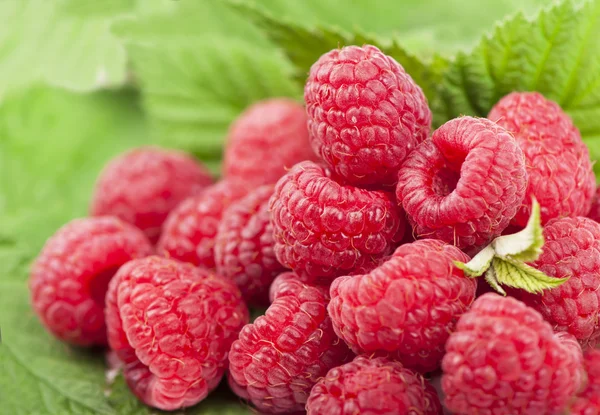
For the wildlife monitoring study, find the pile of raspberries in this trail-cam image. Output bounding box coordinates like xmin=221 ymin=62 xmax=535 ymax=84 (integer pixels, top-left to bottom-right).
xmin=30 ymin=45 xmax=600 ymax=414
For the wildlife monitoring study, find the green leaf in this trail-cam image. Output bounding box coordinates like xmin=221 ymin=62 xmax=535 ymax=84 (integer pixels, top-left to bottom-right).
xmin=484 ymin=266 xmax=507 ymax=296
xmin=492 ymin=257 xmax=570 ymax=293
xmin=454 ymin=245 xmax=496 ymax=277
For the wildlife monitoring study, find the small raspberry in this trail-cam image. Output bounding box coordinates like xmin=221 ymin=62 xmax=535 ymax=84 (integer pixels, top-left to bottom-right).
xmin=224 ymin=98 xmax=316 ymax=186
xmin=29 ymin=217 xmax=152 ymax=346
xmin=489 ymin=92 xmax=596 ymax=227
xmin=329 ymin=239 xmax=476 ymax=373
xmin=588 ymin=185 xmax=600 ymax=223
xmin=90 ymin=147 xmax=213 ymax=243
xmin=105 ymin=256 xmax=248 ymax=411
xmin=157 ymin=180 xmax=248 ymax=269
xmin=214 ymin=185 xmax=286 ymax=306
xmin=397 ymin=116 xmax=527 ymax=250
xmin=228 ymin=273 xmax=353 ymax=413
xmin=304 ymin=44 xmax=431 ymax=186
xmin=269 ymin=160 xmax=405 ymax=285
xmin=442 ymin=293 xmax=583 ymax=415
xmin=306 ymin=356 xmax=442 ymax=415
xmin=570 ymin=349 xmax=600 ymax=414
xmin=513 ymin=216 xmax=600 ymax=348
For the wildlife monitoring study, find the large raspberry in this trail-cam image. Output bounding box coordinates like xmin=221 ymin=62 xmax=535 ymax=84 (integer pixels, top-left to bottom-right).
xmin=30 ymin=217 xmax=152 ymax=346
xmin=90 ymin=147 xmax=213 ymax=243
xmin=214 ymin=185 xmax=286 ymax=306
xmin=489 ymin=92 xmax=596 ymax=227
xmin=224 ymin=98 xmax=316 ymax=186
xmin=228 ymin=273 xmax=353 ymax=413
xmin=513 ymin=216 xmax=600 ymax=348
xmin=269 ymin=161 xmax=404 ymax=285
xmin=397 ymin=116 xmax=527 ymax=250
xmin=570 ymin=349 xmax=600 ymax=414
xmin=306 ymin=356 xmax=442 ymax=415
xmin=588 ymin=185 xmax=600 ymax=223
xmin=329 ymin=239 xmax=476 ymax=373
xmin=304 ymin=44 xmax=431 ymax=187
xmin=105 ymin=256 xmax=248 ymax=410
xmin=442 ymin=293 xmax=583 ymax=415
xmin=157 ymin=180 xmax=248 ymax=269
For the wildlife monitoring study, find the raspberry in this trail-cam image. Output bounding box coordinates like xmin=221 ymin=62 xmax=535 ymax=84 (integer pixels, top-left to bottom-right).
xmin=442 ymin=293 xmax=583 ymax=415
xmin=304 ymin=44 xmax=431 ymax=187
xmin=397 ymin=116 xmax=527 ymax=250
xmin=228 ymin=273 xmax=353 ymax=413
xmin=29 ymin=217 xmax=152 ymax=346
xmin=329 ymin=239 xmax=476 ymax=373
xmin=224 ymin=98 xmax=316 ymax=186
xmin=588 ymin=185 xmax=600 ymax=223
xmin=306 ymin=356 xmax=442 ymax=415
xmin=570 ymin=349 xmax=600 ymax=414
xmin=489 ymin=92 xmax=596 ymax=227
xmin=105 ymin=256 xmax=248 ymax=410
xmin=513 ymin=216 xmax=600 ymax=348
xmin=90 ymin=147 xmax=213 ymax=243
xmin=157 ymin=180 xmax=248 ymax=269
xmin=269 ymin=160 xmax=405 ymax=285
xmin=214 ymin=185 xmax=286 ymax=306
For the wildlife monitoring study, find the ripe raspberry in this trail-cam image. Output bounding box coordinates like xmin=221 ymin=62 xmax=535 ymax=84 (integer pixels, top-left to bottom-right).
xmin=397 ymin=116 xmax=527 ymax=250
xmin=442 ymin=293 xmax=583 ymax=415
xmin=214 ymin=185 xmax=286 ymax=306
xmin=329 ymin=239 xmax=476 ymax=373
xmin=157 ymin=180 xmax=248 ymax=269
xmin=228 ymin=273 xmax=353 ymax=413
xmin=304 ymin=44 xmax=431 ymax=186
xmin=306 ymin=356 xmax=442 ymax=415
xmin=29 ymin=217 xmax=152 ymax=346
xmin=105 ymin=256 xmax=248 ymax=410
xmin=269 ymin=160 xmax=405 ymax=284
xmin=588 ymin=185 xmax=600 ymax=223
xmin=513 ymin=216 xmax=600 ymax=348
xmin=90 ymin=147 xmax=213 ymax=243
xmin=489 ymin=92 xmax=596 ymax=227
xmin=224 ymin=98 xmax=316 ymax=186
xmin=570 ymin=349 xmax=600 ymax=414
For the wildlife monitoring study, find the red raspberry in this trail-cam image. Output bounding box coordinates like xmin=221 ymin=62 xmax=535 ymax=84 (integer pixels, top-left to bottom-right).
xmin=90 ymin=147 xmax=213 ymax=243
xmin=157 ymin=180 xmax=248 ymax=269
xmin=442 ymin=293 xmax=583 ymax=415
xmin=224 ymin=98 xmax=316 ymax=186
xmin=269 ymin=160 xmax=405 ymax=285
xmin=304 ymin=44 xmax=431 ymax=187
xmin=29 ymin=217 xmax=152 ymax=346
xmin=513 ymin=216 xmax=600 ymax=348
xmin=105 ymin=256 xmax=248 ymax=411
xmin=329 ymin=239 xmax=476 ymax=373
xmin=571 ymin=349 xmax=600 ymax=414
xmin=228 ymin=273 xmax=353 ymax=413
xmin=588 ymin=185 xmax=600 ymax=223
xmin=306 ymin=356 xmax=442 ymax=415
xmin=489 ymin=92 xmax=596 ymax=227
xmin=214 ymin=185 xmax=286 ymax=306
xmin=396 ymin=116 xmax=527 ymax=250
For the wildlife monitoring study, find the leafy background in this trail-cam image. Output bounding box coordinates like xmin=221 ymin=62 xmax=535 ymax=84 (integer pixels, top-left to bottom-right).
xmin=1 ymin=0 xmax=599 ymax=414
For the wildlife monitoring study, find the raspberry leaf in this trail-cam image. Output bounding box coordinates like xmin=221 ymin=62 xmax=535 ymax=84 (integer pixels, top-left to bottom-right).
xmin=454 ymin=245 xmax=495 ymax=277
xmin=492 ymin=257 xmax=570 ymax=294
xmin=484 ymin=266 xmax=507 ymax=296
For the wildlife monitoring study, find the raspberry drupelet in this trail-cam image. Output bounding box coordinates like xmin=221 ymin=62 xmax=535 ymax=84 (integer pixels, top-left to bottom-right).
xmin=570 ymin=349 xmax=600 ymax=414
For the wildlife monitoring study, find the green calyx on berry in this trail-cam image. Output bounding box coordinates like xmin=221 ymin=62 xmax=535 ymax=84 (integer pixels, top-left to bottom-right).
xmin=454 ymin=198 xmax=569 ymax=295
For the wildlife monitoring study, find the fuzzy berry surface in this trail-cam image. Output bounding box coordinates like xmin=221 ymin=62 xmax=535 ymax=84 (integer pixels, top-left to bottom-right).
xmin=157 ymin=180 xmax=248 ymax=269
xmin=228 ymin=273 xmax=353 ymax=413
xmin=90 ymin=147 xmax=213 ymax=243
xmin=571 ymin=349 xmax=600 ymax=414
xmin=214 ymin=184 xmax=286 ymax=306
xmin=304 ymin=44 xmax=431 ymax=187
xmin=30 ymin=217 xmax=152 ymax=346
xmin=588 ymin=185 xmax=600 ymax=223
xmin=513 ymin=216 xmax=600 ymax=349
xmin=442 ymin=293 xmax=583 ymax=415
xmin=306 ymin=356 xmax=442 ymax=415
xmin=269 ymin=160 xmax=404 ymax=285
xmin=105 ymin=256 xmax=248 ymax=411
xmin=397 ymin=116 xmax=527 ymax=250
xmin=329 ymin=239 xmax=476 ymax=373
xmin=489 ymin=92 xmax=596 ymax=227
xmin=224 ymin=98 xmax=316 ymax=186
